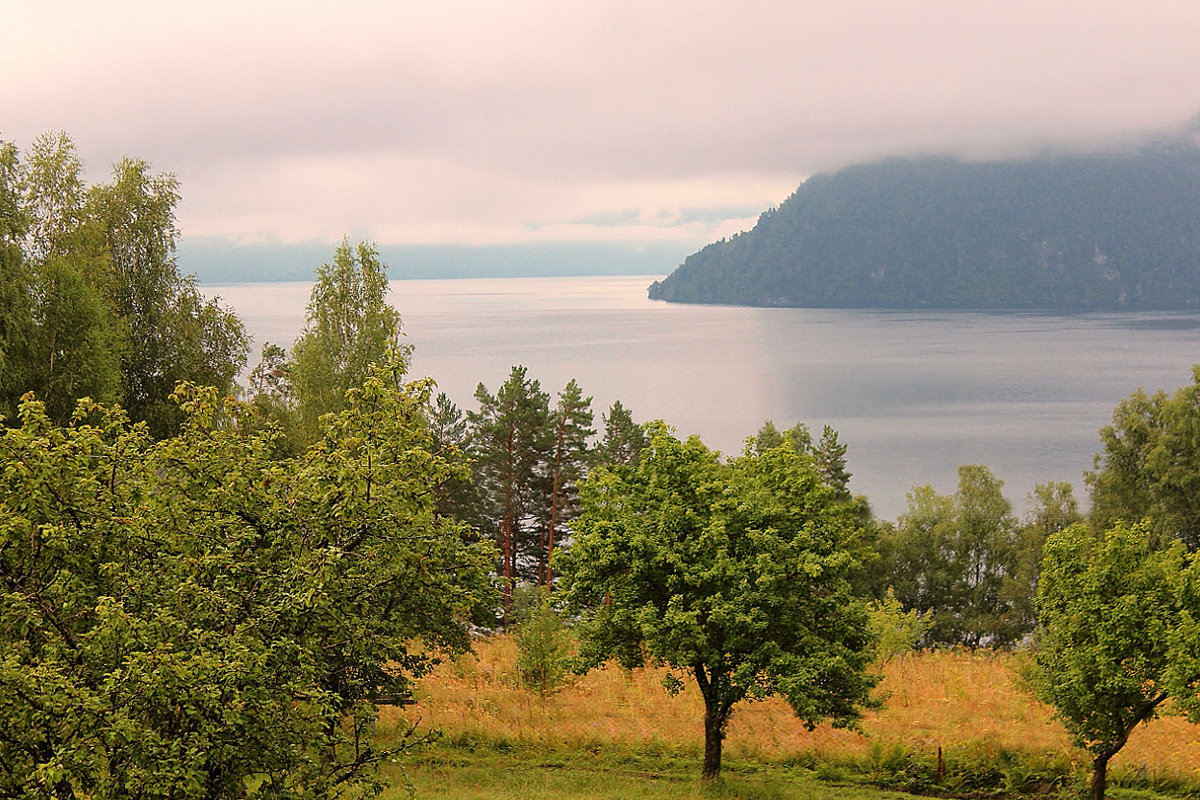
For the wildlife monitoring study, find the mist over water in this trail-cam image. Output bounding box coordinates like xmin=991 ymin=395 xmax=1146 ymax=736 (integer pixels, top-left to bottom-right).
xmin=205 ymin=275 xmax=1200 ymax=521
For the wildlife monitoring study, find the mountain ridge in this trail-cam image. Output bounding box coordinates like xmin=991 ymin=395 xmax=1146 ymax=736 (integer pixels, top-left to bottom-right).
xmin=648 ymin=138 xmax=1200 ymax=310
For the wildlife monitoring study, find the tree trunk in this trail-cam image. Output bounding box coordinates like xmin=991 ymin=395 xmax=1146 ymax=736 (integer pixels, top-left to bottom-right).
xmin=1088 ymin=693 xmax=1168 ymax=800
xmin=702 ymin=702 xmax=723 ymax=781
xmin=545 ymin=467 xmax=561 ymax=587
xmin=695 ymin=664 xmax=726 ymax=781
xmin=500 ymin=510 xmax=514 ymax=626
xmin=1091 ymin=753 xmax=1109 ymax=800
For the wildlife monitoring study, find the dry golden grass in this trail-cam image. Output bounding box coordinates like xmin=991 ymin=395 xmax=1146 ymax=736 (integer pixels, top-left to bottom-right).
xmin=384 ymin=637 xmax=1200 ymax=779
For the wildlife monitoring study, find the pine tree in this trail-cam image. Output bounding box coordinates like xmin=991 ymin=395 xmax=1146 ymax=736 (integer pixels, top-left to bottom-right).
xmin=539 ymin=379 xmax=594 ymax=586
xmin=593 ymin=400 xmax=645 ymax=467
xmin=468 ymin=366 xmax=552 ymax=619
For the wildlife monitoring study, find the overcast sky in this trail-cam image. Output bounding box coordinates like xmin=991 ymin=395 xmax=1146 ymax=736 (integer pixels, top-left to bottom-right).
xmin=6 ymin=0 xmax=1199 ymax=260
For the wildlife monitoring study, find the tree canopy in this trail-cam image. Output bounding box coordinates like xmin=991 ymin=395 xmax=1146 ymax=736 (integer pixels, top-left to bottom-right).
xmin=0 ymin=132 xmax=247 ymax=436
xmin=0 ymin=359 xmax=493 ymax=799
xmin=1087 ymin=366 xmax=1200 ymax=549
xmin=559 ymin=422 xmax=877 ymax=780
xmin=1030 ymin=521 xmax=1200 ymax=800
xmin=873 ymin=465 xmax=1031 ymax=647
xmin=289 ymin=238 xmax=403 ymax=445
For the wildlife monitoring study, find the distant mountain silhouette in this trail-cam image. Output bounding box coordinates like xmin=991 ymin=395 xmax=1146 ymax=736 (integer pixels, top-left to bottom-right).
xmin=649 ymin=135 xmax=1200 ymax=310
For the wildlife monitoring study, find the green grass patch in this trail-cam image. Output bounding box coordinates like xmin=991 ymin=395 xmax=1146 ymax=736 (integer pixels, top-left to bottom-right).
xmin=383 ymin=740 xmax=936 ymax=800
xmin=379 ymin=736 xmax=1200 ymax=800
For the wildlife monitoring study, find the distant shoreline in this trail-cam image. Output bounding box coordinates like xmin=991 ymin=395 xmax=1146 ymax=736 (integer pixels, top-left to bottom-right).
xmin=181 ymin=238 xmax=698 ymax=285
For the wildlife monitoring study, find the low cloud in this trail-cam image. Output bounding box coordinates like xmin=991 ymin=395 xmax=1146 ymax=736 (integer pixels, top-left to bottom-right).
xmin=7 ymin=0 xmax=1199 ymax=254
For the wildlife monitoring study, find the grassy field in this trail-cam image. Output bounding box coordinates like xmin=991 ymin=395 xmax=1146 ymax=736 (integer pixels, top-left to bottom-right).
xmin=386 ymin=747 xmax=928 ymax=800
xmin=375 ymin=638 xmax=1200 ymax=798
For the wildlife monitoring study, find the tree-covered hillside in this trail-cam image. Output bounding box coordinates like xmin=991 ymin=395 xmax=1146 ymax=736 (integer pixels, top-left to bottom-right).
xmin=649 ymin=138 xmax=1200 ymax=309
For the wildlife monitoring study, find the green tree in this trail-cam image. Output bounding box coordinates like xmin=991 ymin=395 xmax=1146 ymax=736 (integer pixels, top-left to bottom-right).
xmin=0 ymin=133 xmax=247 ymax=434
xmin=4 ymin=133 xmax=125 ymax=423
xmin=1030 ymin=521 xmax=1200 ymax=800
xmin=427 ymin=391 xmax=484 ymax=526
xmin=591 ymin=399 xmax=645 ymax=467
xmin=538 ymin=379 xmax=594 ymax=586
xmin=749 ymin=419 xmax=813 ymax=456
xmin=0 ymin=139 xmax=32 ymax=421
xmin=1007 ymin=481 xmax=1082 ymax=634
xmin=512 ymin=586 xmax=572 ymax=696
xmin=814 ymin=424 xmax=853 ymax=499
xmin=89 ymin=156 xmax=247 ymax=436
xmin=468 ymin=366 xmax=552 ymax=616
xmin=559 ymin=423 xmax=877 ymax=780
xmin=290 ymin=239 xmax=403 ymax=444
xmin=18 ymin=131 xmax=87 ymax=263
xmin=748 ymin=421 xmax=867 ymax=518
xmin=867 ymin=588 xmax=930 ymax=665
xmin=0 ymin=360 xmax=493 ymax=799
xmin=881 ymin=466 xmax=1022 ymax=646
xmin=1087 ymin=367 xmax=1200 ymax=549
xmin=20 ymin=259 xmax=125 ymax=421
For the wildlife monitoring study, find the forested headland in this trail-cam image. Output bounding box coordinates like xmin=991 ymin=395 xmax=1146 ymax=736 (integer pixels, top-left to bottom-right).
xmin=649 ymin=132 xmax=1200 ymax=310
xmin=10 ymin=133 xmax=1200 ymax=800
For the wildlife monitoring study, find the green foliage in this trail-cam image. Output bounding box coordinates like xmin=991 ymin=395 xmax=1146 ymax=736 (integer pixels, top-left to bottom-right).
xmin=851 ymin=739 xmax=1076 ymax=797
xmin=468 ymin=366 xmax=553 ymax=610
xmin=2 ymin=133 xmax=124 ymax=424
xmin=877 ymin=465 xmax=1026 ymax=647
xmin=866 ymin=589 xmax=929 ymax=665
xmin=0 ymin=142 xmax=33 ymax=422
xmin=91 ymin=157 xmax=248 ymax=437
xmin=21 ymin=257 xmax=126 ymax=421
xmin=749 ymin=421 xmax=871 ymax=525
xmin=1087 ymin=366 xmax=1200 ymax=550
xmin=592 ymin=400 xmax=646 ymax=467
xmin=1008 ymin=481 xmax=1082 ymax=633
xmin=428 ymin=391 xmax=485 ymax=527
xmin=539 ymin=379 xmax=594 ymax=585
xmin=0 ymin=132 xmax=247 ymax=435
xmin=649 ymin=141 xmax=1200 ymax=310
xmin=559 ymin=422 xmax=878 ymax=780
xmin=1030 ymin=521 xmax=1200 ymax=800
xmin=290 ymin=238 xmax=404 ymax=445
xmin=513 ymin=586 xmax=573 ymax=696
xmin=0 ymin=359 xmax=494 ymax=799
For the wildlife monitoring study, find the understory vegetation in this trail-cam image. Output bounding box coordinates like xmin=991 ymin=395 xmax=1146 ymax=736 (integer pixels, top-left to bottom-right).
xmin=385 ymin=638 xmax=1200 ymax=799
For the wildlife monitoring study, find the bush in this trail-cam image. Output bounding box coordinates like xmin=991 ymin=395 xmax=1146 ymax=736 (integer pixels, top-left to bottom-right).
xmin=513 ymin=586 xmax=572 ymax=695
xmin=867 ymin=588 xmax=931 ymax=664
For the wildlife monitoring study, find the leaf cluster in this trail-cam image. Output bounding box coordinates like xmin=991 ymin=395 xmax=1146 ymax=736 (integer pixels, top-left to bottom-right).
xmin=0 ymin=132 xmax=247 ymax=436
xmin=1087 ymin=365 xmax=1200 ymax=550
xmin=0 ymin=365 xmax=494 ymax=799
xmin=560 ymin=422 xmax=878 ymax=731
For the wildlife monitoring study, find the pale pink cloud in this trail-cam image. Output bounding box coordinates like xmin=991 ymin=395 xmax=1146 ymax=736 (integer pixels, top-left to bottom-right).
xmin=5 ymin=0 xmax=1199 ymax=250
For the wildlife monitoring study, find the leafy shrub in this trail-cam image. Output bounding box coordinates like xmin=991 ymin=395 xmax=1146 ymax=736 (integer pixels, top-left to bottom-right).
xmin=513 ymin=585 xmax=572 ymax=695
xmin=867 ymin=588 xmax=931 ymax=664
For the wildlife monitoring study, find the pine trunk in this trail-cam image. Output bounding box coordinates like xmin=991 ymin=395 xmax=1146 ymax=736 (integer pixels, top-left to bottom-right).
xmin=545 ymin=468 xmax=561 ymax=587
xmin=501 ymin=511 xmax=514 ymax=624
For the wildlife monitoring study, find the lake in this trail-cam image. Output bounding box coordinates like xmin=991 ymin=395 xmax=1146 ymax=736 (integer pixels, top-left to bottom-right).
xmin=203 ymin=275 xmax=1200 ymax=521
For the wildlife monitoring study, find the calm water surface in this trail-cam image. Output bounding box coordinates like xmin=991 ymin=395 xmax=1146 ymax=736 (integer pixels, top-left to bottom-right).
xmin=204 ymin=275 xmax=1200 ymax=521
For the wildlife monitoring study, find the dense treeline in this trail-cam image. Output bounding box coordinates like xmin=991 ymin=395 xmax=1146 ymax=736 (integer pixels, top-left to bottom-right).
xmin=0 ymin=133 xmax=247 ymax=437
xmin=649 ymin=133 xmax=1200 ymax=310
